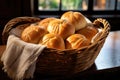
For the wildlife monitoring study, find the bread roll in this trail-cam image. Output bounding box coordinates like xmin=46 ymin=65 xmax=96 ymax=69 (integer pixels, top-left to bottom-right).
xmin=21 ymin=24 xmax=47 ymax=44
xmin=47 ymin=19 xmax=75 ymax=39
xmin=76 ymin=25 xmax=98 ymax=41
xmin=66 ymin=34 xmax=90 ymax=49
xmin=40 ymin=33 xmax=65 ymax=50
xmin=38 ymin=17 xmax=57 ymax=31
xmin=61 ymin=11 xmax=87 ymax=31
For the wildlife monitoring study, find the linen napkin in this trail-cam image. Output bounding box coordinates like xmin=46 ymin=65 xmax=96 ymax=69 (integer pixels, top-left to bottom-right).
xmin=1 ymin=35 xmax=46 ymax=80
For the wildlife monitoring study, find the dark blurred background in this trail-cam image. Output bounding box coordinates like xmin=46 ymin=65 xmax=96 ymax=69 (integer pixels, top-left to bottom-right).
xmin=0 ymin=0 xmax=31 ymax=44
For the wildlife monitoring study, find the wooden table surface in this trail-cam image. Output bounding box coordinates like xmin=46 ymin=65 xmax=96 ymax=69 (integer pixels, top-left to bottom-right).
xmin=0 ymin=31 xmax=120 ymax=80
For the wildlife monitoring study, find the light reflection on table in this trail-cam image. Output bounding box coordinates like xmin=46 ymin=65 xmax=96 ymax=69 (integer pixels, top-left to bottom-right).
xmin=95 ymin=31 xmax=120 ymax=70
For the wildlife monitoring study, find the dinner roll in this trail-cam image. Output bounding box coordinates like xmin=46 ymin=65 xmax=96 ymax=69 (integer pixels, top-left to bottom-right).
xmin=76 ymin=25 xmax=98 ymax=41
xmin=66 ymin=34 xmax=90 ymax=49
xmin=40 ymin=33 xmax=65 ymax=50
xmin=47 ymin=19 xmax=75 ymax=39
xmin=21 ymin=24 xmax=47 ymax=44
xmin=38 ymin=17 xmax=57 ymax=31
xmin=61 ymin=11 xmax=87 ymax=31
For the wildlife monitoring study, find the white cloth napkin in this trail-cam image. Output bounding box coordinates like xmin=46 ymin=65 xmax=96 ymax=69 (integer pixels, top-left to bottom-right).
xmin=1 ymin=35 xmax=46 ymax=80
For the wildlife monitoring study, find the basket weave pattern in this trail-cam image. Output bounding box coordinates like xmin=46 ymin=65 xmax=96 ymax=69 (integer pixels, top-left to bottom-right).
xmin=2 ymin=17 xmax=110 ymax=76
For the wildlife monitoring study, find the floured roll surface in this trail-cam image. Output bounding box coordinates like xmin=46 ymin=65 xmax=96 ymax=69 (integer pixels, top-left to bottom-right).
xmin=61 ymin=11 xmax=87 ymax=31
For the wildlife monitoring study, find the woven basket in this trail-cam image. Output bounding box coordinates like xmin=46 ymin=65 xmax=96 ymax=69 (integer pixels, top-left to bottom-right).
xmin=2 ymin=17 xmax=110 ymax=76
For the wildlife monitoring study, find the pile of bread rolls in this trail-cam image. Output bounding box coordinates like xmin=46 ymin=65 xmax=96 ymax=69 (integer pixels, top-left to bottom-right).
xmin=21 ymin=11 xmax=98 ymax=50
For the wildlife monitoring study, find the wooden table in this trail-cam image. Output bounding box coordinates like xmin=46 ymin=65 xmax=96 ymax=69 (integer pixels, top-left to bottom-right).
xmin=0 ymin=31 xmax=120 ymax=80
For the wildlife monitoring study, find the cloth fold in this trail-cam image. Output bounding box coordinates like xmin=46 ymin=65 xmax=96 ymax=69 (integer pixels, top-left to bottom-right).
xmin=1 ymin=35 xmax=46 ymax=80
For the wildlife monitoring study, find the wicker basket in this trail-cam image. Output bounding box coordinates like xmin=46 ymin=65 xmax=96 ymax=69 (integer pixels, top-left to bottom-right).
xmin=2 ymin=17 xmax=110 ymax=76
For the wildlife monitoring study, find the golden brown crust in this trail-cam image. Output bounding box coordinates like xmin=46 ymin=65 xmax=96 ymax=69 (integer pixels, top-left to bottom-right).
xmin=2 ymin=17 xmax=41 ymax=44
xmin=61 ymin=11 xmax=87 ymax=31
xmin=40 ymin=33 xmax=65 ymax=50
xmin=47 ymin=19 xmax=75 ymax=39
xmin=19 ymin=11 xmax=98 ymax=50
xmin=76 ymin=25 xmax=98 ymax=41
xmin=21 ymin=24 xmax=47 ymax=44
xmin=65 ymin=34 xmax=90 ymax=49
xmin=38 ymin=17 xmax=57 ymax=31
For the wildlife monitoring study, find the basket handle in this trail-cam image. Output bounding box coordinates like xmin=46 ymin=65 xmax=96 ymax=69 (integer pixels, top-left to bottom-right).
xmin=92 ymin=18 xmax=111 ymax=42
xmin=2 ymin=16 xmax=41 ymax=44
xmin=93 ymin=18 xmax=110 ymax=31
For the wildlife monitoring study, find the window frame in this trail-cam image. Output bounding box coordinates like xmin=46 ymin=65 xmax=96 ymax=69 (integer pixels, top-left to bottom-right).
xmin=34 ymin=0 xmax=120 ymax=18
